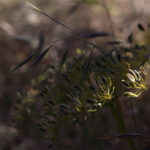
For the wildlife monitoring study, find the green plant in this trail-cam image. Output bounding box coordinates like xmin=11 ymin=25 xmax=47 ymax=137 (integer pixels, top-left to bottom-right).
xmin=13 ymin=3 xmax=150 ymax=150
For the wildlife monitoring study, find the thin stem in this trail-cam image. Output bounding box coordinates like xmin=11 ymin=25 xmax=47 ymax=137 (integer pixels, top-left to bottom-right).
xmin=78 ymin=120 xmax=103 ymax=150
xmin=101 ymin=0 xmax=116 ymax=41
xmin=129 ymin=98 xmax=138 ymax=132
xmin=27 ymin=2 xmax=106 ymax=55
xmin=109 ymin=102 xmax=137 ymax=150
xmin=134 ymin=99 xmax=142 ymax=149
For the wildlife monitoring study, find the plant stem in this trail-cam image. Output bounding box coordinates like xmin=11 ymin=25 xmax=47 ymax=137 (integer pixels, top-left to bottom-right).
xmin=78 ymin=120 xmax=103 ymax=150
xmin=101 ymin=0 xmax=116 ymax=41
xmin=109 ymin=102 xmax=137 ymax=150
xmin=129 ymin=99 xmax=138 ymax=132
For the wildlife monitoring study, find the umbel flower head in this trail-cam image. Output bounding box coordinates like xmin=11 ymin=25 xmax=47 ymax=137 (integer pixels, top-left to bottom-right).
xmin=122 ymin=66 xmax=148 ymax=98
xmin=96 ymin=76 xmax=115 ymax=104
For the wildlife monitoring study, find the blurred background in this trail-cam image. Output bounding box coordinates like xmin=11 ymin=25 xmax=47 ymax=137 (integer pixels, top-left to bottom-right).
xmin=0 ymin=0 xmax=150 ymax=150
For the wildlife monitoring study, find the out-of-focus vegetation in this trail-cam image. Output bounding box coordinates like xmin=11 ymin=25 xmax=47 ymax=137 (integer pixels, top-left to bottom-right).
xmin=1 ymin=0 xmax=150 ymax=150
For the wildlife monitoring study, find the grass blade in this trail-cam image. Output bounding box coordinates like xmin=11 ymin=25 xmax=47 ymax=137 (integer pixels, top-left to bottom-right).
xmin=107 ymin=41 xmax=121 ymax=45
xmin=29 ymin=42 xmax=56 ymax=69
xmin=84 ymin=32 xmax=110 ymax=38
xmin=137 ymin=23 xmax=145 ymax=31
xmin=10 ymin=33 xmax=44 ymax=72
xmin=26 ymin=2 xmax=106 ymax=54
xmin=59 ymin=48 xmax=69 ymax=67
xmin=128 ymin=33 xmax=133 ymax=43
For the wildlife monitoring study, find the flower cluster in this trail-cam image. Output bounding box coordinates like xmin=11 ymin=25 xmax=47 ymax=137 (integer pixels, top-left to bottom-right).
xmin=122 ymin=67 xmax=148 ymax=98
xmin=96 ymin=76 xmax=115 ymax=104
